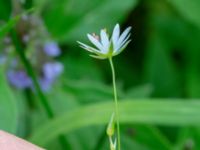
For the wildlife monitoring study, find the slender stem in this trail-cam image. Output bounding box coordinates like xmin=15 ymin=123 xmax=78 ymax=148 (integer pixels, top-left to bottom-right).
xmin=109 ymin=57 xmax=120 ymax=150
xmin=11 ymin=30 xmax=54 ymax=118
xmin=11 ymin=29 xmax=70 ymax=149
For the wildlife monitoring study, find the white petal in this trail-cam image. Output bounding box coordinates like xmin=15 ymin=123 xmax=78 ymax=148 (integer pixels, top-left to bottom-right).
xmin=77 ymin=41 xmax=101 ymax=54
xmin=111 ymin=24 xmax=120 ymax=49
xmin=116 ymin=33 xmax=131 ymax=51
xmin=113 ymin=40 xmax=131 ymax=56
xmin=117 ymin=26 xmax=131 ymax=48
xmin=77 ymin=41 xmax=93 ymax=52
xmin=100 ymin=29 xmax=109 ymax=53
xmin=87 ymin=34 xmax=104 ymax=51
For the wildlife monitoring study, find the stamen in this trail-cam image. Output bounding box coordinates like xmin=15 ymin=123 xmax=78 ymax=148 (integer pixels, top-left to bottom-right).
xmin=92 ymin=33 xmax=99 ymax=40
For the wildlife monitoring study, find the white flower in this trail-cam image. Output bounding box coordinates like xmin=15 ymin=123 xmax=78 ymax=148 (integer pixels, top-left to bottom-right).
xmin=77 ymin=24 xmax=131 ymax=59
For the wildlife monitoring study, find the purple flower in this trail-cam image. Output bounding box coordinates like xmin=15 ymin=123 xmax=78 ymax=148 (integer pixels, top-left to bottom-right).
xmin=7 ymin=70 xmax=32 ymax=89
xmin=43 ymin=42 xmax=61 ymax=57
xmin=39 ymin=78 xmax=53 ymax=92
xmin=29 ymin=77 xmax=53 ymax=92
xmin=43 ymin=62 xmax=63 ymax=80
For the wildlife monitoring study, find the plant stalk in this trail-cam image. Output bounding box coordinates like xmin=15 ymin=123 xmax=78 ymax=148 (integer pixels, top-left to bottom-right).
xmin=11 ymin=29 xmax=70 ymax=149
xmin=109 ymin=57 xmax=120 ymax=150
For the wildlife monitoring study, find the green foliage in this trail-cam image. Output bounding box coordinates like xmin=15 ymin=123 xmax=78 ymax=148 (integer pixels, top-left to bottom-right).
xmin=0 ymin=67 xmax=18 ymax=133
xmin=29 ymin=99 xmax=200 ymax=147
xmin=167 ymin=0 xmax=200 ymax=28
xmin=0 ymin=15 xmax=20 ymax=39
xmin=0 ymin=0 xmax=11 ymax=21
xmin=1 ymin=0 xmax=200 ymax=149
xmin=42 ymin=0 xmax=138 ymax=43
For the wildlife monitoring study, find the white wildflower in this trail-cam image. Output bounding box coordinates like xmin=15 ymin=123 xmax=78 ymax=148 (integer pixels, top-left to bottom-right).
xmin=78 ymin=24 xmax=131 ymax=59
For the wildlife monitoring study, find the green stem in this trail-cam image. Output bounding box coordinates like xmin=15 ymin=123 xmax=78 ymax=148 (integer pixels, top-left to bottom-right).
xmin=11 ymin=30 xmax=54 ymax=118
xmin=11 ymin=29 xmax=70 ymax=149
xmin=109 ymin=57 xmax=121 ymax=150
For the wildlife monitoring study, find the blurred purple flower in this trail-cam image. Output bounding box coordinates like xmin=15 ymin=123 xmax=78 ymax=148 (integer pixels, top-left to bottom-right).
xmin=43 ymin=62 xmax=63 ymax=80
xmin=43 ymin=42 xmax=61 ymax=57
xmin=7 ymin=70 xmax=32 ymax=89
xmin=29 ymin=77 xmax=54 ymax=92
xmin=39 ymin=78 xmax=53 ymax=92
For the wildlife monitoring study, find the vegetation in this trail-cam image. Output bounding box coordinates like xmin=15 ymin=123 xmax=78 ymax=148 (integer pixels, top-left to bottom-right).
xmin=0 ymin=0 xmax=200 ymax=149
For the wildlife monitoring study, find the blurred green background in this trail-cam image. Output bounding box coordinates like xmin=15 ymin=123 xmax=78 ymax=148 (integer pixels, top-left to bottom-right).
xmin=1 ymin=0 xmax=200 ymax=149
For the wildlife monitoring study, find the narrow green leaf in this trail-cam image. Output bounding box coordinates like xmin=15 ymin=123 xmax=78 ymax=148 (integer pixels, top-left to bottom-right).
xmin=29 ymin=99 xmax=200 ymax=146
xmin=0 ymin=8 xmax=34 ymax=39
xmin=0 ymin=16 xmax=20 ymax=39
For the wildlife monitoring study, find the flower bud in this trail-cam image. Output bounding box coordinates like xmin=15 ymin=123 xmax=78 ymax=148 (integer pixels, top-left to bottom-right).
xmin=106 ymin=113 xmax=115 ymax=137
